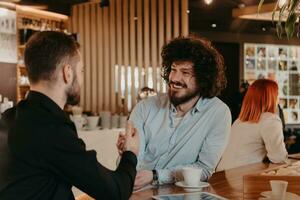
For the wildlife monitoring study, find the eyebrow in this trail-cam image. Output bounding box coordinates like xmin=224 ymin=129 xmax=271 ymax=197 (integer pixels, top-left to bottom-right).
xmin=171 ymin=65 xmax=193 ymax=71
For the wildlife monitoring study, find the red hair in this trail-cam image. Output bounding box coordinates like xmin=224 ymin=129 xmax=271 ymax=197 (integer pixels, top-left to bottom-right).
xmin=239 ymin=79 xmax=278 ymax=123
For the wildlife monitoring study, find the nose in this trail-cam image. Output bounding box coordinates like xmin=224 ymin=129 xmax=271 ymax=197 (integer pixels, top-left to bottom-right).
xmin=169 ymin=70 xmax=181 ymax=82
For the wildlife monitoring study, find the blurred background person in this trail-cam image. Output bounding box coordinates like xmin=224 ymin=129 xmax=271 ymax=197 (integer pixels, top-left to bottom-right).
xmin=228 ymin=81 xmax=249 ymax=123
xmin=217 ymin=79 xmax=287 ymax=171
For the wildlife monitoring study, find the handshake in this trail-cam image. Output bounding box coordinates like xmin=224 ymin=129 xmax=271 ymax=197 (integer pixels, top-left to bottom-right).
xmin=116 ymin=121 xmax=140 ymax=156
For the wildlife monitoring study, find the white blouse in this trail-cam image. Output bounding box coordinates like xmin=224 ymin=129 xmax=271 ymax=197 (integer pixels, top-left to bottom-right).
xmin=217 ymin=112 xmax=287 ymax=171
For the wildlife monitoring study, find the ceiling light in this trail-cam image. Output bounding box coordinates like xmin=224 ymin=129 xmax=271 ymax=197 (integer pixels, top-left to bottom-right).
xmin=238 ymin=3 xmax=245 ymax=8
xmin=211 ymin=23 xmax=217 ymax=28
xmin=204 ymin=0 xmax=213 ymax=5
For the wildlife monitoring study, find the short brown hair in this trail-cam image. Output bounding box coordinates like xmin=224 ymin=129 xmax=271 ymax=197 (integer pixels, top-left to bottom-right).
xmin=161 ymin=36 xmax=227 ymax=98
xmin=24 ymin=31 xmax=79 ymax=83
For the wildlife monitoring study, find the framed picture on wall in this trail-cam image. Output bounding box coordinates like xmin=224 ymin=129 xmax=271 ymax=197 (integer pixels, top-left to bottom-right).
xmin=244 ymin=43 xmax=300 ymax=124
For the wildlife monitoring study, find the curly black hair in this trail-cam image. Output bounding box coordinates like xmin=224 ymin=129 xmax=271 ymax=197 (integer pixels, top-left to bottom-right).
xmin=161 ymin=36 xmax=227 ymax=98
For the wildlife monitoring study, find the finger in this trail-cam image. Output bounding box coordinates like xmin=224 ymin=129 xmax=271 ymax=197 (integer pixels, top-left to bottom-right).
xmin=119 ymin=131 xmax=126 ymax=137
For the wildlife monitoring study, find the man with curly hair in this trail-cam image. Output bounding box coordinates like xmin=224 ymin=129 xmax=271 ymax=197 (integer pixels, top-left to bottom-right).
xmin=118 ymin=36 xmax=231 ymax=190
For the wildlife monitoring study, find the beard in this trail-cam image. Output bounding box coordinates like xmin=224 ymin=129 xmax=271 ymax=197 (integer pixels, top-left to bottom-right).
xmin=168 ymin=81 xmax=200 ymax=106
xmin=66 ymin=73 xmax=81 ymax=106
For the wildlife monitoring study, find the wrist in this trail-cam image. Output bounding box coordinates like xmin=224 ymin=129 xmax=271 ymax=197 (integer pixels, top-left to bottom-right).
xmin=152 ymin=169 xmax=159 ymax=186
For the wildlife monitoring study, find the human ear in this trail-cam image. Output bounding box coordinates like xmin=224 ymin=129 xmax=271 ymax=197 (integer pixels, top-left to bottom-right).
xmin=62 ymin=64 xmax=72 ymax=84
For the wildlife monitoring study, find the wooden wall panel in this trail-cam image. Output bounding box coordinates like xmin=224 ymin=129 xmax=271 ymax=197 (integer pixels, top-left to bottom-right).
xmin=96 ymin=6 xmax=104 ymax=112
xmin=181 ymin=0 xmax=188 ymax=36
xmin=137 ymin=0 xmax=143 ymax=91
xmin=90 ymin=5 xmax=97 ymax=112
xmin=70 ymin=0 xmax=188 ymax=114
xmin=144 ymin=0 xmax=150 ymax=88
xmin=116 ymin=0 xmax=123 ymax=112
xmin=173 ymin=0 xmax=180 ymax=38
xmin=130 ymin=0 xmax=136 ymax=109
xmin=158 ymin=0 xmax=164 ymax=92
xmin=110 ymin=0 xmax=116 ymax=113
xmin=77 ymin=4 xmax=85 ymax=108
xmin=151 ymin=0 xmax=157 ymax=91
xmin=84 ymin=4 xmax=91 ymax=111
xmin=123 ymin=0 xmax=129 ymax=113
xmin=103 ymin=7 xmax=110 ymax=110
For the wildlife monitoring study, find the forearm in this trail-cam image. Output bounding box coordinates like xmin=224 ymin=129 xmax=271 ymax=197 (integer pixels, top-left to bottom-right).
xmin=113 ymin=151 xmax=138 ymax=199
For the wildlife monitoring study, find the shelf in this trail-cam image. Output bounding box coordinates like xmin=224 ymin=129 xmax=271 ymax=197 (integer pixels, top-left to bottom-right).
xmin=18 ymin=85 xmax=30 ymax=88
xmin=15 ymin=7 xmax=69 ymax=103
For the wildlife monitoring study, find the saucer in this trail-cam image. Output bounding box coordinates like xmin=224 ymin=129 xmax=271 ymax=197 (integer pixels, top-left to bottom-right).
xmin=175 ymin=181 xmax=210 ymax=192
xmin=260 ymin=191 xmax=300 ymax=200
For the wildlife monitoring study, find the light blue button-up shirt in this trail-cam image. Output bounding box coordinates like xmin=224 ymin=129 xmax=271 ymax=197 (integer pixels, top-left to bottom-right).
xmin=130 ymin=94 xmax=231 ymax=184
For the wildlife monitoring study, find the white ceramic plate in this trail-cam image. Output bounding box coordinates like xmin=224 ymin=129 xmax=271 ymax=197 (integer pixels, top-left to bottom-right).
xmin=175 ymin=181 xmax=210 ymax=192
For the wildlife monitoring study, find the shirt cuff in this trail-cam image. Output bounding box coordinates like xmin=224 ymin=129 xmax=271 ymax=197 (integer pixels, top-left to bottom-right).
xmin=120 ymin=151 xmax=138 ymax=167
xmin=156 ymin=168 xmax=174 ymax=184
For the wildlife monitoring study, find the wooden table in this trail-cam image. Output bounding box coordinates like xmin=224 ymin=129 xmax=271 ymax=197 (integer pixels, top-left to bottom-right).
xmin=130 ymin=160 xmax=299 ymax=200
xmin=76 ymin=159 xmax=299 ymax=200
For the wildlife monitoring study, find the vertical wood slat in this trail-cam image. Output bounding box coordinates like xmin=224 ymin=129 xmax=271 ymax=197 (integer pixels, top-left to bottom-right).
xmin=84 ymin=4 xmax=91 ymax=111
xmin=181 ymin=0 xmax=188 ymax=36
xmin=71 ymin=0 xmax=187 ymax=113
xmin=116 ymin=0 xmax=122 ymax=112
xmin=130 ymin=0 xmax=136 ymax=109
xmin=103 ymin=7 xmax=110 ymax=110
xmin=158 ymin=0 xmax=164 ymax=92
xmin=110 ymin=0 xmax=116 ymax=113
xmin=71 ymin=6 xmax=78 ymax=33
xmin=91 ymin=5 xmax=97 ymax=112
xmin=123 ymin=0 xmax=129 ymax=113
xmin=166 ymin=0 xmax=172 ymax=42
xmin=96 ymin=6 xmax=104 ymax=112
xmin=173 ymin=0 xmax=179 ymax=37
xmin=137 ymin=0 xmax=143 ymax=91
xmin=144 ymin=0 xmax=150 ymax=88
xmin=78 ymin=5 xmax=85 ymax=108
xmin=151 ymin=0 xmax=157 ymax=91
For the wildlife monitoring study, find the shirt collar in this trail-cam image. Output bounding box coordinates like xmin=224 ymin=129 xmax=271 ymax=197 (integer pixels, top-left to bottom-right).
xmin=26 ymin=90 xmax=71 ymax=124
xmin=169 ymin=97 xmax=207 ymax=115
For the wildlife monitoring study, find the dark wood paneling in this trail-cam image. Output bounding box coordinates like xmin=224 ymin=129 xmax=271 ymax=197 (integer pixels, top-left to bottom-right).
xmin=0 ymin=63 xmax=17 ymax=103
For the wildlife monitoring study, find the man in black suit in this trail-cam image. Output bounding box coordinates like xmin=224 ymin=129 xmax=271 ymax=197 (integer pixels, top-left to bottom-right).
xmin=0 ymin=31 xmax=139 ymax=200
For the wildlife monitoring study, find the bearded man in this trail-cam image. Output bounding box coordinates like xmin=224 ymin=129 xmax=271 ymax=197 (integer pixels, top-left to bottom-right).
xmin=0 ymin=31 xmax=139 ymax=200
xmin=119 ymin=37 xmax=231 ymax=189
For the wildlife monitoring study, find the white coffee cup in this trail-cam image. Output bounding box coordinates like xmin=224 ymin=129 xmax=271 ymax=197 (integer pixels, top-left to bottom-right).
xmin=71 ymin=115 xmax=86 ymax=130
xmin=86 ymin=116 xmax=99 ymax=130
xmin=111 ymin=114 xmax=120 ymax=129
xmin=119 ymin=115 xmax=128 ymax=128
xmin=100 ymin=111 xmax=111 ymax=129
xmin=270 ymin=180 xmax=288 ymax=200
xmin=182 ymin=167 xmax=202 ymax=186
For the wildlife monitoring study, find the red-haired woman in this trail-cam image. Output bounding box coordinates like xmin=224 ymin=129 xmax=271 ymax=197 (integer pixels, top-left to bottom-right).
xmin=217 ymin=79 xmax=287 ymax=171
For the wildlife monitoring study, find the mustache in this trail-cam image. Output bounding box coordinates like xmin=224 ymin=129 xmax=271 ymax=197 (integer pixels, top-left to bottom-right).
xmin=169 ymin=81 xmax=187 ymax=88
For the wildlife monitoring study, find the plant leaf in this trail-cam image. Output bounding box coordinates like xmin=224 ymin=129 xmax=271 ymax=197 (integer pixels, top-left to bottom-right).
xmin=285 ymin=12 xmax=297 ymax=39
xmin=297 ymin=17 xmax=300 ymax=37
xmin=258 ymin=0 xmax=265 ymax=14
xmin=277 ymin=22 xmax=283 ymax=38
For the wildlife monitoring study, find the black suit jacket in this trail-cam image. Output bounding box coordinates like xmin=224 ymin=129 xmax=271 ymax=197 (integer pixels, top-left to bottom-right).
xmin=0 ymin=91 xmax=137 ymax=200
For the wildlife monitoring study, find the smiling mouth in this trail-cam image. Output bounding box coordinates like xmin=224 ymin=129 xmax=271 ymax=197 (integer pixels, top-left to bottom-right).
xmin=169 ymin=82 xmax=187 ymax=89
